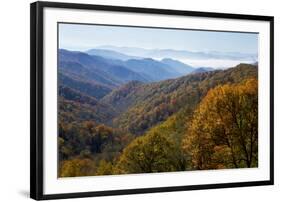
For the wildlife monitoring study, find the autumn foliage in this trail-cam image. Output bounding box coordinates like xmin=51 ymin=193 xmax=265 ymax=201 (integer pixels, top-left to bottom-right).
xmin=58 ymin=64 xmax=258 ymax=177
xmin=182 ymin=78 xmax=258 ymax=169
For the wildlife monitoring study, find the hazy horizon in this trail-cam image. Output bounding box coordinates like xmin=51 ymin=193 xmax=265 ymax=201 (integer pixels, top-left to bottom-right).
xmin=59 ymin=23 xmax=258 ymax=68
xmin=60 ymin=46 xmax=257 ymax=69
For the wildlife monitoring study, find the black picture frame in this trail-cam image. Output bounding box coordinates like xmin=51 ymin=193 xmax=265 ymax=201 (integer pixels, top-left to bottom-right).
xmin=30 ymin=1 xmax=274 ymax=200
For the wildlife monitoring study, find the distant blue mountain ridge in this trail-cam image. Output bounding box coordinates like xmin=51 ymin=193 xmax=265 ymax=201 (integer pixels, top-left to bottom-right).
xmin=161 ymin=58 xmax=195 ymax=74
xmin=58 ymin=48 xmax=243 ymax=102
xmin=59 ymin=49 xmax=201 ymax=85
xmin=86 ymin=48 xmax=141 ymax=61
xmin=96 ymin=45 xmax=257 ymax=61
xmin=86 ymin=48 xmax=198 ymax=77
xmin=59 ymin=49 xmax=149 ymax=86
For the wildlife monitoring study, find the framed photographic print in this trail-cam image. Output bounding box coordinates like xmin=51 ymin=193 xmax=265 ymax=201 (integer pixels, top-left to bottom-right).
xmin=30 ymin=1 xmax=274 ymax=200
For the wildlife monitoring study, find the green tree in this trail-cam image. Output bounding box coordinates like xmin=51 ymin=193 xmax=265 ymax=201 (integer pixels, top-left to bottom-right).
xmin=115 ymin=131 xmax=177 ymax=174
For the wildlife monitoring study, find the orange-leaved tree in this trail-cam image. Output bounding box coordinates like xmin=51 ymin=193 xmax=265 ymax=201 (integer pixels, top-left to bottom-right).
xmin=182 ymin=78 xmax=258 ymax=170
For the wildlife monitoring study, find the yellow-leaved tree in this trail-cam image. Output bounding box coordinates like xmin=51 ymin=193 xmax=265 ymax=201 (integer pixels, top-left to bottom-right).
xmin=114 ymin=131 xmax=178 ymax=174
xmin=182 ymin=78 xmax=258 ymax=170
xmin=59 ymin=158 xmax=96 ymax=177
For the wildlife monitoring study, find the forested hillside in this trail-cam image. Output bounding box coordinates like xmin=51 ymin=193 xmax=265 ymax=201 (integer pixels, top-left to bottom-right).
xmin=58 ymin=55 xmax=258 ymax=177
xmin=104 ymin=64 xmax=257 ymax=135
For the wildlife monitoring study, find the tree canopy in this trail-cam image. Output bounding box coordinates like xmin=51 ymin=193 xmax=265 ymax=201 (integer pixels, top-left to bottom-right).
xmin=115 ymin=131 xmax=178 ymax=174
xmin=58 ymin=63 xmax=258 ymax=177
xmin=182 ymin=78 xmax=258 ymax=169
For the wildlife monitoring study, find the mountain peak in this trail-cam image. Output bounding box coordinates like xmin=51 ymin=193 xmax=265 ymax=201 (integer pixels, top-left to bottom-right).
xmin=86 ymin=48 xmax=140 ymax=61
xmin=161 ymin=58 xmax=195 ymax=75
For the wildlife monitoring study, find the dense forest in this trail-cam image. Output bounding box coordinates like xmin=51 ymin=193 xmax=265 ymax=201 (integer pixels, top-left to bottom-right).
xmin=58 ymin=49 xmax=258 ymax=177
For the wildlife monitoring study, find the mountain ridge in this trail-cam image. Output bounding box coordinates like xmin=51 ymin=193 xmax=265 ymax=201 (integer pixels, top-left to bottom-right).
xmin=96 ymin=45 xmax=258 ymax=62
xmin=102 ymin=63 xmax=258 ymax=135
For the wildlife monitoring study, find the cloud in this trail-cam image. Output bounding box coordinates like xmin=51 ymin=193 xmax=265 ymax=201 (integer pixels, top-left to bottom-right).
xmin=178 ymin=59 xmax=255 ymax=69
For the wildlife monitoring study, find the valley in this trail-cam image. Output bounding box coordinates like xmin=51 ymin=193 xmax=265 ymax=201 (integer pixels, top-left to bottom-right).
xmin=58 ymin=48 xmax=258 ymax=177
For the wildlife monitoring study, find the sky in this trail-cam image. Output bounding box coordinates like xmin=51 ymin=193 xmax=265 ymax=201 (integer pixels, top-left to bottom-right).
xmin=59 ymin=23 xmax=258 ymax=54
